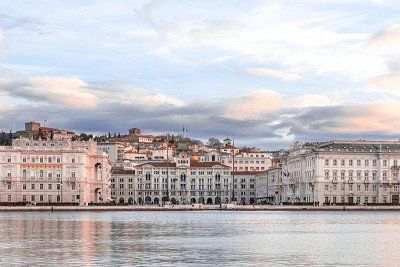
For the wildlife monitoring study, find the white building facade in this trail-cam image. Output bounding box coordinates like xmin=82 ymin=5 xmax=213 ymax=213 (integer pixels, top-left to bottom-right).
xmin=280 ymin=141 xmax=400 ymax=205
xmin=198 ymin=150 xmax=272 ymax=172
xmin=232 ymin=171 xmax=261 ymax=204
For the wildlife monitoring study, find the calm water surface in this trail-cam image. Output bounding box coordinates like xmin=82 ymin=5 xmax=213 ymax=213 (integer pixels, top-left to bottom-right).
xmin=0 ymin=211 xmax=400 ymax=266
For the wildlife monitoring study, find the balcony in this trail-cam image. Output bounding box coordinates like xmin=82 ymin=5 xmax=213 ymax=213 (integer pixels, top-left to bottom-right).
xmin=3 ymin=176 xmax=12 ymax=182
xmin=68 ymin=177 xmax=77 ymax=182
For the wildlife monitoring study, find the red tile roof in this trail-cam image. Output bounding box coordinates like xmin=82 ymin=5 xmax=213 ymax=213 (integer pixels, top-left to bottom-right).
xmin=134 ymin=160 xmax=229 ymax=169
xmin=136 ymin=162 xmax=177 ymax=168
xmin=189 ymin=159 xmax=229 ymax=168
xmin=232 ymin=171 xmax=267 ymax=175
xmin=112 ymin=169 xmax=136 ymax=174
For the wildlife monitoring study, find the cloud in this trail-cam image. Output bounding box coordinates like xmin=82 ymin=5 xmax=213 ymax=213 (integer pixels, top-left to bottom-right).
xmin=246 ymin=67 xmax=300 ymax=81
xmin=135 ymin=0 xmax=169 ymax=38
xmin=148 ymin=46 xmax=171 ymax=57
xmin=0 ymin=77 xmax=98 ymax=109
xmin=0 ymin=77 xmax=399 ymax=149
xmin=366 ymin=24 xmax=400 ymax=52
xmin=0 ymin=75 xmax=185 ymax=111
xmin=219 ymin=89 xmax=283 ymax=120
xmin=366 ymin=72 xmax=400 ymax=96
xmin=290 ymin=94 xmax=334 ymax=107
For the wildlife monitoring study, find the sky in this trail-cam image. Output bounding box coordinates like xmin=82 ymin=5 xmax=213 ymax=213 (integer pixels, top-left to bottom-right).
xmin=0 ymin=0 xmax=399 ymax=149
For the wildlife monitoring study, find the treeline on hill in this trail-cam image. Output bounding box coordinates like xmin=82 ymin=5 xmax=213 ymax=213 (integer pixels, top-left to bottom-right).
xmin=0 ymin=131 xmax=14 ymax=146
xmin=0 ymin=130 xmax=218 ymax=148
xmin=93 ymin=132 xmax=204 ymax=146
xmin=71 ymin=133 xmax=94 ymax=141
xmin=93 ymin=132 xmax=124 ymax=142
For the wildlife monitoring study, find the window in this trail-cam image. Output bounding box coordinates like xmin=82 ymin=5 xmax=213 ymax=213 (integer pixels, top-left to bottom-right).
xmin=341 ymin=159 xmax=345 ymax=166
xmin=372 ymin=159 xmax=377 ymax=167
xmin=357 ymin=159 xmax=361 ymax=166
xmin=349 ymin=171 xmax=353 ymax=181
xmin=325 ymin=171 xmax=330 ymax=180
xmin=22 ymin=184 xmax=26 ymax=190
xmin=48 ymin=157 xmax=52 ymax=163
xmin=31 ymin=184 xmax=35 ymax=190
xmin=72 ymin=157 xmax=76 ymax=163
xmin=349 ymin=159 xmax=353 ymax=166
xmin=22 ymin=169 xmax=27 ymax=178
xmin=365 ymin=159 xmax=369 ymax=167
xmin=383 ymin=172 xmax=387 ymax=180
xmin=40 ymin=184 xmax=44 ymax=190
xmin=325 ymin=158 xmax=329 ymax=166
xmin=383 ymin=159 xmax=387 ymax=167
xmin=48 ymin=184 xmax=52 ymax=190
xmin=71 ymin=171 xmax=76 ymax=178
xmin=333 ymin=158 xmax=337 ymax=166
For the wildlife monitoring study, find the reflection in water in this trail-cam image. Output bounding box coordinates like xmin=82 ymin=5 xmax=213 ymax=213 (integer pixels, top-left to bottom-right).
xmin=1 ymin=211 xmax=400 ymax=265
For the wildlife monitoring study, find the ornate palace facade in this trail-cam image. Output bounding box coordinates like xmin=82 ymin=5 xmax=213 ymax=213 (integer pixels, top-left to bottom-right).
xmin=111 ymin=152 xmax=231 ymax=205
xmin=0 ymin=137 xmax=111 ymax=204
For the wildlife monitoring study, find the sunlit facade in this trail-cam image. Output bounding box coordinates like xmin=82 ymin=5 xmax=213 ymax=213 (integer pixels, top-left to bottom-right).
xmin=0 ymin=137 xmax=111 ymax=204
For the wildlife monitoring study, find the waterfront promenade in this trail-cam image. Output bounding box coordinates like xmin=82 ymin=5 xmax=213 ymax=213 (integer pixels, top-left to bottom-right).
xmin=1 ymin=204 xmax=400 ymax=212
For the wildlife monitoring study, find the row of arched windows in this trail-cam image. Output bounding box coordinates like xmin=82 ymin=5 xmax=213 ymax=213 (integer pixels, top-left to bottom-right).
xmin=21 ymin=169 xmax=61 ymax=178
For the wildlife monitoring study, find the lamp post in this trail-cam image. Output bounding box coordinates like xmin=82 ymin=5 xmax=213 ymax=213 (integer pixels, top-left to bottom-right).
xmin=166 ymin=132 xmax=170 ymax=205
xmin=78 ymin=184 xmax=81 ymax=206
xmin=57 ymin=184 xmax=60 ymax=203
xmin=231 ymin=135 xmax=236 ymax=203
